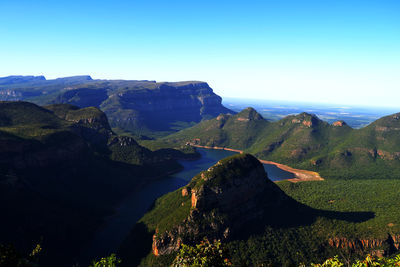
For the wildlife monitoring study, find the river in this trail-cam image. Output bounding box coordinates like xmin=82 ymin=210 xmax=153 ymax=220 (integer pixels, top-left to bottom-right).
xmin=81 ymin=148 xmax=293 ymax=263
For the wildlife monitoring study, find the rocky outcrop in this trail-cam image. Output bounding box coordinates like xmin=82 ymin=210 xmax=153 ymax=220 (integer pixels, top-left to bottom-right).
xmin=342 ymin=147 xmax=400 ymax=161
xmin=328 ymin=234 xmax=400 ymax=256
xmin=152 ymin=153 xmax=298 ymax=256
xmin=216 ymin=114 xmax=231 ymax=121
xmin=333 ymin=120 xmax=347 ymax=127
xmin=65 ymin=107 xmax=113 ymax=142
xmin=290 ymin=113 xmax=322 ymax=128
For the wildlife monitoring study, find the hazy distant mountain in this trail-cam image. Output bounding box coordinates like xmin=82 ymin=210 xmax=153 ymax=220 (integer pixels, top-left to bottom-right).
xmin=0 ymin=75 xmax=46 ymax=85
xmin=0 ymin=76 xmax=234 ymax=137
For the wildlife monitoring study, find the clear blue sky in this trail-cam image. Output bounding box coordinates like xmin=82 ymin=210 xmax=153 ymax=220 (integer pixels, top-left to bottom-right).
xmin=0 ymin=0 xmax=399 ymax=107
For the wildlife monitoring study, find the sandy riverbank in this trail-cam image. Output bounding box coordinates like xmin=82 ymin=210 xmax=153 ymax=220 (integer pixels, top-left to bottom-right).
xmin=190 ymin=144 xmax=324 ymax=183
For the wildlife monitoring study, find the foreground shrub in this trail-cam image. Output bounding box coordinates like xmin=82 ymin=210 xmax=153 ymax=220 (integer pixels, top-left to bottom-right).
xmin=172 ymin=239 xmax=231 ymax=267
xmin=308 ymin=254 xmax=400 ymax=267
xmin=89 ymin=254 xmax=121 ymax=267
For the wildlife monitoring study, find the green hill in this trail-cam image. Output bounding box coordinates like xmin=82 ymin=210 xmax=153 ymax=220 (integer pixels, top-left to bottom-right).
xmin=162 ymin=107 xmax=400 ymax=179
xmin=162 ymin=107 xmax=270 ymax=149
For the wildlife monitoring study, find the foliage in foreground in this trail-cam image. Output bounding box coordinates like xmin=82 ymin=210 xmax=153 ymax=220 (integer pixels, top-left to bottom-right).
xmin=308 ymin=254 xmax=400 ymax=267
xmin=0 ymin=243 xmax=41 ymax=267
xmin=89 ymin=254 xmax=121 ymax=267
xmin=172 ymin=239 xmax=231 ymax=267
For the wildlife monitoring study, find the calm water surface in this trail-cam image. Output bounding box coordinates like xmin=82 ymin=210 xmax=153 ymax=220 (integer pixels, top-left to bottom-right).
xmin=81 ymin=148 xmax=293 ymax=262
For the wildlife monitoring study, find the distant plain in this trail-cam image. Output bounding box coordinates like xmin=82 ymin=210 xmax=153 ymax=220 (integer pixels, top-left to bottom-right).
xmin=223 ymin=97 xmax=399 ymax=129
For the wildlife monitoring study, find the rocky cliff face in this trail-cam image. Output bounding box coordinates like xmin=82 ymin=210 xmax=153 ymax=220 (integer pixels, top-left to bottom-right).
xmin=151 ymin=153 xmax=298 ymax=256
xmin=333 ymin=120 xmax=347 ymax=127
xmin=328 ymin=234 xmax=400 ymax=257
xmin=100 ymin=81 xmax=233 ymax=134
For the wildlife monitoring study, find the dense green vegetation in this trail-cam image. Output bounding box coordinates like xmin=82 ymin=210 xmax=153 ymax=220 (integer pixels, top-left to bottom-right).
xmin=172 ymin=240 xmax=231 ymax=267
xmin=118 ymin=153 xmax=396 ymax=266
xmin=221 ymin=178 xmax=400 ymax=265
xmin=310 ymin=254 xmax=400 ymax=267
xmin=89 ymin=254 xmax=121 ymax=267
xmin=277 ymin=179 xmax=400 ymax=239
xmin=160 ymin=107 xmax=400 ymax=179
xmin=172 ymin=242 xmax=400 ymax=267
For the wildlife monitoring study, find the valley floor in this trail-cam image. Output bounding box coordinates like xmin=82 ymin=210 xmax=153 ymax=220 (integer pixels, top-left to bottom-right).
xmin=278 ymin=178 xmax=400 ymax=239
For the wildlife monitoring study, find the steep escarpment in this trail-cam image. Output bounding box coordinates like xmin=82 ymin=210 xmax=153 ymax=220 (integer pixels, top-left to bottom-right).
xmin=0 ymin=76 xmax=233 ymax=136
xmin=98 ymin=81 xmax=233 ymax=135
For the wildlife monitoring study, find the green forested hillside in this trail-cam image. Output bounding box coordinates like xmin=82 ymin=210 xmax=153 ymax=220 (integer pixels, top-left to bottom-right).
xmin=161 ymin=107 xmax=400 ymax=179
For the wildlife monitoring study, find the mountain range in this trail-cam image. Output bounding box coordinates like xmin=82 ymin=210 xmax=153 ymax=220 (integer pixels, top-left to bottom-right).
xmin=0 ymin=76 xmax=233 ymax=137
